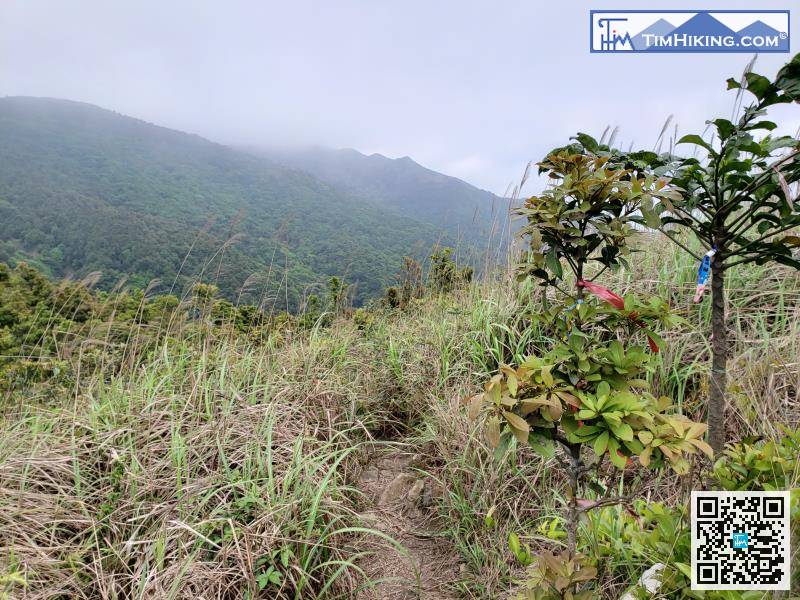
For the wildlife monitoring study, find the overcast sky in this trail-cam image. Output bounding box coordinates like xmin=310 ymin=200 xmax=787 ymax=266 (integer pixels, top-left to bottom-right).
xmin=1 ymin=0 xmax=797 ymax=193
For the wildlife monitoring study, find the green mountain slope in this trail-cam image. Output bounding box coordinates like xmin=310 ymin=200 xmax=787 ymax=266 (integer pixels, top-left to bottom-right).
xmin=252 ymin=146 xmax=513 ymax=246
xmin=0 ymin=97 xmax=465 ymax=309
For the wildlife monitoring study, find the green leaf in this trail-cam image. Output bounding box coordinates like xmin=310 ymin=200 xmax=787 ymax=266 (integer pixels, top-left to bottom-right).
xmin=541 ymin=365 xmax=554 ymax=387
xmin=506 ymin=373 xmax=518 ymax=396
xmin=744 ymin=120 xmax=777 ymax=132
xmin=611 ymin=422 xmax=634 ymax=442
xmin=743 ymin=72 xmax=775 ymax=101
xmin=545 ymin=249 xmax=563 ymax=280
xmin=775 ymin=53 xmax=800 ymax=99
xmin=257 ymin=573 xmax=269 ymax=590
xmin=609 ymin=450 xmax=627 ymax=469
xmin=623 ymin=293 xmax=634 ymax=311
xmin=281 ymin=548 xmax=291 ymax=568
xmin=726 ymin=77 xmax=741 ymax=90
xmin=765 ymin=136 xmax=798 ymax=153
xmin=503 ymin=411 xmax=530 ymax=443
xmin=573 ymin=132 xmax=599 ymax=152
xmin=484 ymin=506 xmax=496 ymax=529
xmin=508 ymin=532 xmax=521 ymax=556
xmin=257 ymin=567 xmax=282 ymax=590
xmin=561 ymin=415 xmax=579 ymax=434
xmin=676 ymin=134 xmax=717 ymax=157
xmin=675 ymin=562 xmax=692 ymax=579
xmin=607 ymin=438 xmax=628 ymax=469
xmin=528 ymin=433 xmax=556 ymax=459
xmin=711 ymin=118 xmax=735 ymax=140
xmin=593 ymin=431 xmax=609 ymax=456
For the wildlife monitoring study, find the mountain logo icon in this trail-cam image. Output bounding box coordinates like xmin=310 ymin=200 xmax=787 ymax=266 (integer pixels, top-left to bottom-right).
xmin=591 ymin=10 xmax=790 ymax=54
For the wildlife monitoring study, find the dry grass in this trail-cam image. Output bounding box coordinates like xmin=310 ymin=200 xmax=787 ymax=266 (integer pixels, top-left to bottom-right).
xmin=1 ymin=235 xmax=798 ymax=598
xmin=1 ymin=334 xmax=374 ymax=598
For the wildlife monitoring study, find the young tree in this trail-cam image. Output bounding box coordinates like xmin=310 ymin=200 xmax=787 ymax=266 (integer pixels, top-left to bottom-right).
xmin=642 ymin=54 xmax=800 ymax=453
xmin=383 ymin=256 xmax=426 ymax=310
xmin=326 ymin=276 xmax=349 ymax=315
xmin=470 ymin=150 xmax=710 ymax=597
xmin=398 ymin=256 xmax=425 ymax=308
xmin=430 ymin=247 xmax=472 ymax=293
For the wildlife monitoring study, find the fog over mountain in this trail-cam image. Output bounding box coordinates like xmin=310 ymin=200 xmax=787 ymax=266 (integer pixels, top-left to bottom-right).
xmin=1 ymin=0 xmax=796 ymax=194
xmin=248 ymin=145 xmax=513 ymax=244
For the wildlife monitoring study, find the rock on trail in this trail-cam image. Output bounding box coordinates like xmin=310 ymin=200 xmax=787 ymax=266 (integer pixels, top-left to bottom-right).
xmin=354 ymin=447 xmax=461 ymax=599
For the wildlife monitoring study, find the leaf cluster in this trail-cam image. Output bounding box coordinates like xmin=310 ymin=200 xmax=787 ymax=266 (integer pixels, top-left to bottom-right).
xmin=515 ymin=552 xmax=597 ymax=600
xmin=646 ymin=54 xmax=800 ymax=269
xmin=471 ymin=327 xmax=710 ymax=474
xmin=518 ymin=151 xmax=677 ymax=286
xmin=713 ymin=426 xmax=800 ymax=491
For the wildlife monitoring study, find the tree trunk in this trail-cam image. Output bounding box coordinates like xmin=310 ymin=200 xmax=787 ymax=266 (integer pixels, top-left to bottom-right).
xmin=708 ymin=254 xmax=727 ymax=456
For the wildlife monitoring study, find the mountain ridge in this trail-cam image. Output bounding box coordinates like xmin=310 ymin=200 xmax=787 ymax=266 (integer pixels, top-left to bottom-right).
xmin=0 ymin=96 xmax=497 ymax=309
xmin=249 ymin=144 xmax=511 ymax=246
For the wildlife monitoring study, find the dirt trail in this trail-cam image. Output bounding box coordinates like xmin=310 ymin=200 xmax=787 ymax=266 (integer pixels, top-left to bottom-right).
xmin=354 ymin=446 xmax=461 ymax=599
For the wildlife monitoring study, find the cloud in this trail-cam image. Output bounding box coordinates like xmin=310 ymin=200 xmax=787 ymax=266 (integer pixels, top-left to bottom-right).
xmin=0 ymin=0 xmax=796 ymax=194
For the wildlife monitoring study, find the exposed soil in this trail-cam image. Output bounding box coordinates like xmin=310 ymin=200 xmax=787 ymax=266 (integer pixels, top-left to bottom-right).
xmin=354 ymin=446 xmax=461 ymax=599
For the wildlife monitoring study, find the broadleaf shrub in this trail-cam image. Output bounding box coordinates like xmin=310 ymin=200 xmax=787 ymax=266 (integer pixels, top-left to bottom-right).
xmin=468 ymin=144 xmax=712 ymax=598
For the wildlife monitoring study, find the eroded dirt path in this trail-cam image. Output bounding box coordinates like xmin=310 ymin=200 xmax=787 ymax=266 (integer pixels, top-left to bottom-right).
xmin=354 ymin=446 xmax=461 ymax=599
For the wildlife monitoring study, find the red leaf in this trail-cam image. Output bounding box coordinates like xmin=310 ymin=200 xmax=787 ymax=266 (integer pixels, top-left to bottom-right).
xmin=578 ymin=280 xmax=661 ymax=353
xmin=576 ymin=280 xmax=624 ymax=310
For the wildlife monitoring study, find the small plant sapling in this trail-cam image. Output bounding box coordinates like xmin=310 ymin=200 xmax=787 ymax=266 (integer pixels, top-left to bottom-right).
xmin=468 ymin=149 xmax=712 ymax=598
xmin=640 ymin=54 xmax=800 ymax=453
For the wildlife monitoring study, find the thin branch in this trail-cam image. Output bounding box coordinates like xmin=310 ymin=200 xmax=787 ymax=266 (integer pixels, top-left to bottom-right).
xmin=563 ymin=252 xmax=580 ymax=278
xmin=728 ymin=222 xmax=800 ymax=256
xmin=720 ymin=150 xmax=800 ymax=215
xmin=726 ymin=199 xmax=762 ymax=237
xmin=724 ymin=254 xmax=763 ymax=269
xmin=577 ymin=494 xmax=635 ymax=514
xmin=670 ymin=204 xmax=707 ymax=228
xmin=588 ymin=264 xmax=610 ymax=282
xmin=719 ymin=151 xmax=800 ymax=237
xmin=660 ymin=229 xmax=703 ymax=261
xmin=552 ymin=281 xmax=578 ymax=302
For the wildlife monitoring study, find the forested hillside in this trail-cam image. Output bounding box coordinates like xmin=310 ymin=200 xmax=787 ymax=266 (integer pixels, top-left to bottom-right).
xmin=0 ymin=97 xmax=489 ymax=309
xmin=252 ymin=146 xmax=512 ymax=245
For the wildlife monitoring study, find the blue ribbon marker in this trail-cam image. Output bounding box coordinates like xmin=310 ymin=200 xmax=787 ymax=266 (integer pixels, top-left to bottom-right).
xmin=693 ymin=247 xmax=716 ymax=303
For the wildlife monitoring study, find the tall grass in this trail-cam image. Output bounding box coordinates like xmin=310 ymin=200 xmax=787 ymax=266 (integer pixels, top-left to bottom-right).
xmin=1 ymin=335 xmax=371 ymax=598
xmin=1 ymin=233 xmax=798 ymax=598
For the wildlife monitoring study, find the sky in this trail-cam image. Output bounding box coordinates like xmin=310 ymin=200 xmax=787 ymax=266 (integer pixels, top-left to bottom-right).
xmin=1 ymin=0 xmax=798 ymax=194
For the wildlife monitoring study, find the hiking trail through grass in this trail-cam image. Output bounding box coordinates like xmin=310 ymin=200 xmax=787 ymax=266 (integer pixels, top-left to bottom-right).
xmin=354 ymin=444 xmax=461 ymax=599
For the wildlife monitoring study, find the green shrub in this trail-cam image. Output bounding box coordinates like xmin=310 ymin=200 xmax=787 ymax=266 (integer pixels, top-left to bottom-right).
xmin=714 ymin=427 xmax=800 ymax=492
xmin=430 ymin=247 xmax=471 ymax=293
xmin=470 ymin=149 xmax=710 ymax=598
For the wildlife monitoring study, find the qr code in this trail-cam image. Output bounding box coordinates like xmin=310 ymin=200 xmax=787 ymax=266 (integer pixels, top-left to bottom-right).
xmin=691 ymin=490 xmax=790 ymax=590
